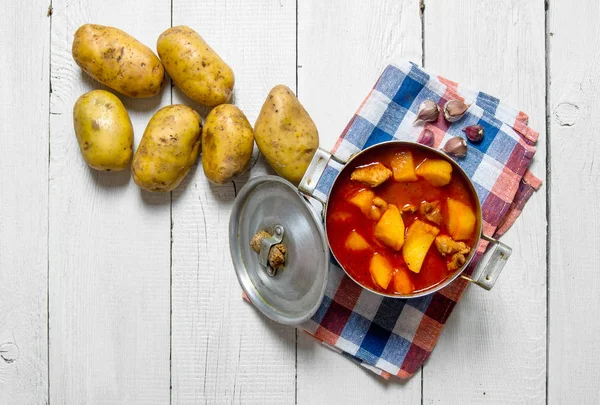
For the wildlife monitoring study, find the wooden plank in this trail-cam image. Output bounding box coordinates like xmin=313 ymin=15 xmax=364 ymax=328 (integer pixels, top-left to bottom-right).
xmin=0 ymin=2 xmax=49 ymax=404
xmin=422 ymin=0 xmax=547 ymax=403
xmin=170 ymin=1 xmax=297 ymax=404
xmin=48 ymin=2 xmax=171 ymax=404
xmin=296 ymin=1 xmax=423 ymax=403
xmin=548 ymin=0 xmax=600 ymax=403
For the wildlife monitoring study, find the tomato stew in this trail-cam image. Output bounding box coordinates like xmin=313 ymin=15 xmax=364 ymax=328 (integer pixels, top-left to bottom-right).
xmin=325 ymin=144 xmax=479 ymax=295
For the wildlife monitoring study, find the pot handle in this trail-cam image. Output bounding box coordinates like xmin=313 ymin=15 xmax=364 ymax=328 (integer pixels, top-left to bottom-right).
xmin=298 ymin=147 xmax=334 ymax=200
xmin=460 ymin=234 xmax=512 ymax=290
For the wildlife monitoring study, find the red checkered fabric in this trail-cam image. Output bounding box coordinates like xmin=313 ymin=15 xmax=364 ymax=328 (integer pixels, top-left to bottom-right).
xmin=296 ymin=61 xmax=542 ymax=379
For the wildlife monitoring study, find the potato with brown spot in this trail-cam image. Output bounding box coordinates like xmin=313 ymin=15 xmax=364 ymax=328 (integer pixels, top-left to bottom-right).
xmin=254 ymin=85 xmax=319 ymax=185
xmin=157 ymin=26 xmax=234 ymax=107
xmin=72 ymin=24 xmax=164 ymax=98
xmin=132 ymin=105 xmax=202 ymax=192
xmin=73 ymin=90 xmax=133 ymax=170
xmin=202 ymin=104 xmax=254 ymax=184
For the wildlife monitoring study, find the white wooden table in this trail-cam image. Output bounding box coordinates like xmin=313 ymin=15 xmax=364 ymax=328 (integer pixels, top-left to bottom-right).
xmin=1 ymin=0 xmax=597 ymax=403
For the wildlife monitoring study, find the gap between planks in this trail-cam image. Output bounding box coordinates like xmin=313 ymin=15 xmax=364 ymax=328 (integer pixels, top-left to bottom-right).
xmin=544 ymin=0 xmax=551 ymax=404
xmin=47 ymin=2 xmax=53 ymax=405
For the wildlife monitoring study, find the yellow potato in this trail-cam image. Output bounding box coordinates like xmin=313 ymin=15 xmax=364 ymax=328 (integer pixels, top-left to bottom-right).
xmin=254 ymin=85 xmax=319 ymax=185
xmin=345 ymin=231 xmax=371 ymax=251
xmin=446 ymin=198 xmax=476 ymax=241
xmin=348 ymin=189 xmax=375 ymax=217
xmin=72 ymin=24 xmax=164 ymax=98
xmin=369 ymin=253 xmax=393 ymax=290
xmin=132 ymin=105 xmax=202 ymax=192
xmin=72 ymin=90 xmax=133 ymax=171
xmin=202 ymin=104 xmax=254 ymax=184
xmin=157 ymin=26 xmax=234 ymax=107
xmin=390 ymin=151 xmax=418 ymax=182
xmin=402 ymin=220 xmax=440 ymax=274
xmin=373 ymin=204 xmax=405 ymax=251
xmin=415 ymin=158 xmax=453 ymax=187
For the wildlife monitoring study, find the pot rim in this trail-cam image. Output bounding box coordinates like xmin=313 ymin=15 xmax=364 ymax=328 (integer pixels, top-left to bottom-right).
xmin=323 ymin=140 xmax=483 ymax=299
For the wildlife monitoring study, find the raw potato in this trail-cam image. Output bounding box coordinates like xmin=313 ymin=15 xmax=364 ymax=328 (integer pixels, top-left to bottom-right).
xmin=72 ymin=24 xmax=164 ymax=98
xmin=202 ymin=104 xmax=254 ymax=184
xmin=132 ymin=105 xmax=202 ymax=192
xmin=157 ymin=26 xmax=234 ymax=107
xmin=254 ymin=85 xmax=319 ymax=185
xmin=73 ymin=90 xmax=133 ymax=171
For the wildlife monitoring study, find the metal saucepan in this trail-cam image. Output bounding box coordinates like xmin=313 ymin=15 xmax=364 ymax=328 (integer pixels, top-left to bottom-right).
xmin=298 ymin=140 xmax=512 ymax=299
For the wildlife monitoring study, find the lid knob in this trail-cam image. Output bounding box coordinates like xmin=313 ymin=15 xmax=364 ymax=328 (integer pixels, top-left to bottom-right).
xmin=258 ymin=224 xmax=285 ymax=276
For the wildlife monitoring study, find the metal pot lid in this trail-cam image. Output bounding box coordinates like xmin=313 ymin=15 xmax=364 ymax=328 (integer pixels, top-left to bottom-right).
xmin=229 ymin=175 xmax=329 ymax=325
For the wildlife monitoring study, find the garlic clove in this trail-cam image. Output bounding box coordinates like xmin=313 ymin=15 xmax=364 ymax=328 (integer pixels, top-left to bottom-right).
xmin=417 ymin=129 xmax=435 ymax=147
xmin=463 ymin=124 xmax=484 ymax=143
xmin=443 ymin=136 xmax=468 ymax=157
xmin=414 ymin=100 xmax=440 ymax=123
xmin=443 ymin=100 xmax=469 ymax=122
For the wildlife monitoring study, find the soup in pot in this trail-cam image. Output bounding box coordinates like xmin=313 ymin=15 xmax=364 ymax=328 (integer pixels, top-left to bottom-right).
xmin=326 ymin=144 xmax=479 ymax=295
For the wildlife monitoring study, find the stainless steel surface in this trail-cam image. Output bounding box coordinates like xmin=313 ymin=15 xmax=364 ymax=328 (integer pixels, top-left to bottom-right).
xmin=229 ymin=176 xmax=329 ymax=325
xmin=258 ymin=224 xmax=285 ymax=276
xmin=460 ymin=234 xmax=513 ymax=290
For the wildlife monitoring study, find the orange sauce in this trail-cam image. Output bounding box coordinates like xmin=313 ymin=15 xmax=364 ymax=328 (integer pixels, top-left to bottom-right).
xmin=325 ymin=144 xmax=478 ymax=294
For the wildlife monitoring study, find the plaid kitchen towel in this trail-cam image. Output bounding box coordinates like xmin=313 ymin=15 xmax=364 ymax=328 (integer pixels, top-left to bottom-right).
xmin=297 ymin=60 xmax=542 ymax=379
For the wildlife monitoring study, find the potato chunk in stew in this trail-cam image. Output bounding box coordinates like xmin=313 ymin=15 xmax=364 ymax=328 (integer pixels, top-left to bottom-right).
xmin=390 ymin=151 xmax=418 ymax=182
xmin=373 ymin=204 xmax=405 ymax=251
xmin=402 ymin=220 xmax=440 ymax=273
xmin=446 ymin=198 xmax=476 ymax=241
xmin=415 ymin=159 xmax=453 ymax=187
xmin=345 ymin=231 xmax=371 ymax=251
xmin=348 ymin=189 xmax=388 ymax=220
xmin=369 ymin=253 xmax=393 ymax=290
xmin=392 ymin=268 xmax=415 ymax=295
xmin=348 ymin=189 xmax=375 ymax=216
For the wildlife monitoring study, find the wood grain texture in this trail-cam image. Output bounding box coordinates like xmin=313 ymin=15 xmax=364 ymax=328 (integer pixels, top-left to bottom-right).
xmin=7 ymin=0 xmax=598 ymax=402
xmin=0 ymin=1 xmax=49 ymax=404
xmin=422 ymin=1 xmax=547 ymax=403
xmin=298 ymin=0 xmax=423 ymax=152
xmin=548 ymin=0 xmax=600 ymax=403
xmin=296 ymin=1 xmax=423 ymax=403
xmin=48 ymin=1 xmax=172 ymax=404
xmin=170 ymin=1 xmax=296 ymax=404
